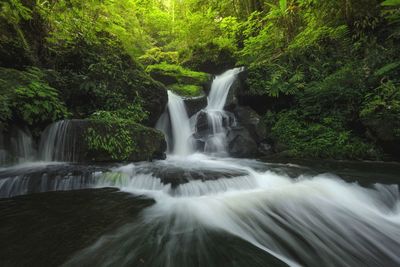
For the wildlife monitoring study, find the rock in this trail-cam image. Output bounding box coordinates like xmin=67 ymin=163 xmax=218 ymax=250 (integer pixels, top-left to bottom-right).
xmin=146 ymin=63 xmax=211 ymax=87
xmin=182 ymin=43 xmax=237 ymax=75
xmin=258 ymin=142 xmax=273 ymax=156
xmin=227 ymin=127 xmax=258 ymax=157
xmin=140 ymin=79 xmax=169 ymax=126
xmin=40 ymin=119 xmax=167 ymax=163
xmin=194 ymin=111 xmax=211 ymax=138
xmin=233 ymin=106 xmax=266 ymax=143
xmin=224 ymin=78 xmax=240 ymax=110
xmin=184 ymin=95 xmax=208 ymax=117
xmin=362 ymin=118 xmax=400 ymax=158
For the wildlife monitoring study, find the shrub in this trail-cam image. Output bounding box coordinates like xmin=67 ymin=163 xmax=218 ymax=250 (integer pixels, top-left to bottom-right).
xmin=0 ymin=67 xmax=68 ymax=132
xmin=85 ymin=99 xmax=147 ymax=161
xmin=271 ymin=111 xmax=378 ymax=159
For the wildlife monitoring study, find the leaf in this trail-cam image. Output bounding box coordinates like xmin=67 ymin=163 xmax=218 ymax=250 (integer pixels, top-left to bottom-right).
xmin=374 ymin=62 xmax=400 ymax=76
xmin=280 ymin=0 xmax=287 ymax=12
xmin=381 ymin=0 xmax=400 ymax=6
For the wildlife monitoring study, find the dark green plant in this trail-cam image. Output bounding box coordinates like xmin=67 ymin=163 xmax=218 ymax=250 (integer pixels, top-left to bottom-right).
xmin=85 ymin=98 xmax=147 ymax=161
xmin=0 ymin=67 xmax=68 ymax=132
xmin=271 ymin=111 xmax=378 ymax=159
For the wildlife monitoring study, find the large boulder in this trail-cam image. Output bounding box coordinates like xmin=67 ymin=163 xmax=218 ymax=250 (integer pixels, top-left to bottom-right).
xmin=40 ymin=120 xmax=166 ymax=162
xmin=193 ymin=111 xmax=211 ymax=138
xmin=184 ymin=95 xmax=208 ymax=118
xmin=146 ymin=63 xmax=211 ymax=88
xmin=233 ymin=106 xmax=267 ymax=143
xmin=138 ymin=79 xmax=168 ymax=126
xmin=362 ymin=118 xmax=400 ymax=159
xmin=227 ymin=127 xmax=258 ymax=158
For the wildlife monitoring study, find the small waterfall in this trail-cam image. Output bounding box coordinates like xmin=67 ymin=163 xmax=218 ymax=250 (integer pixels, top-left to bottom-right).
xmin=11 ymin=129 xmax=36 ymax=163
xmin=164 ymin=91 xmax=194 ymax=156
xmin=207 ymin=67 xmax=244 ymax=110
xmin=0 ymin=128 xmax=36 ymax=165
xmin=156 ymin=67 xmax=244 ymax=156
xmin=155 ymin=107 xmax=172 ymax=153
xmin=198 ymin=67 xmax=243 ymax=155
xmin=39 ymin=120 xmax=78 ymax=162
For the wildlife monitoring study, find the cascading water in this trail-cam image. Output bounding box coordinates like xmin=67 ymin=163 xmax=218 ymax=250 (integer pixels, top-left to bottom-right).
xmin=39 ymin=120 xmax=79 ymax=162
xmin=61 ymin=155 xmax=400 ymax=267
xmin=207 ymin=67 xmax=244 ymax=110
xmin=0 ymin=128 xmax=36 ymax=165
xmin=201 ymin=67 xmax=243 ymax=154
xmin=1 ymin=68 xmax=399 ymax=267
xmin=157 ymin=91 xmax=194 ymax=156
xmin=156 ymin=68 xmax=243 ymax=156
xmin=10 ymin=128 xmax=36 ymax=163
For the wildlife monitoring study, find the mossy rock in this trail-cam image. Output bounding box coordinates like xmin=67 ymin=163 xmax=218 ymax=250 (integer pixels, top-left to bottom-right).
xmin=42 ymin=119 xmax=166 ymax=162
xmin=85 ymin=121 xmax=167 ymax=162
xmin=146 ymin=63 xmax=210 ymax=87
xmin=168 ymin=84 xmax=203 ymax=97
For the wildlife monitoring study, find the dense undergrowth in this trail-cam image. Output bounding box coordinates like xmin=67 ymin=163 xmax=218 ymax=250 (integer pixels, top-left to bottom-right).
xmin=0 ymin=0 xmax=399 ymax=160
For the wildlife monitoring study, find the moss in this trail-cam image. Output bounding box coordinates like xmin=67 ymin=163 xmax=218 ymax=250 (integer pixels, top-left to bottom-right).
xmin=169 ymin=84 xmax=203 ymax=97
xmin=146 ymin=63 xmax=209 ymax=86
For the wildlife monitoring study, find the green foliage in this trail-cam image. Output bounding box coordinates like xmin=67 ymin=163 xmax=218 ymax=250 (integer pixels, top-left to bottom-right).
xmin=139 ymin=47 xmax=179 ymax=66
xmin=296 ymin=64 xmax=365 ymax=120
xmin=0 ymin=0 xmax=32 ymax=24
xmin=0 ymin=67 xmax=68 ymax=131
xmin=86 ymin=126 xmax=135 ymax=161
xmin=2 ymin=0 xmax=400 ymax=160
xmin=85 ymin=98 xmax=148 ymax=161
xmin=88 ymin=99 xmax=148 ymax=125
xmin=169 ymin=84 xmax=203 ymax=97
xmin=271 ymin=111 xmax=378 ymax=159
xmin=0 ymin=95 xmax=12 ymax=129
xmin=374 ymin=61 xmax=400 ymax=76
xmin=360 ymin=80 xmax=400 ymax=121
xmin=146 ymin=63 xmax=209 ymax=86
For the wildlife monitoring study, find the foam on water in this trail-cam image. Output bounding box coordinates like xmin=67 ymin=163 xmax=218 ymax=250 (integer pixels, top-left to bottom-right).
xmin=61 ymin=154 xmax=400 ymax=267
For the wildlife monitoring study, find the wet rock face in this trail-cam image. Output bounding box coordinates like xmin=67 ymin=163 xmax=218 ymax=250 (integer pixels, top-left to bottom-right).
xmin=228 ymin=106 xmax=271 ymax=157
xmin=362 ymin=118 xmax=400 ymax=159
xmin=140 ymin=80 xmax=168 ymax=126
xmin=233 ymin=106 xmax=267 ymax=143
xmin=184 ymin=95 xmax=208 ymax=118
xmin=227 ymin=127 xmax=258 ymax=157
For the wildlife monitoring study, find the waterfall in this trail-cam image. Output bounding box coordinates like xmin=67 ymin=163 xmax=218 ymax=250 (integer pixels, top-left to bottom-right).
xmin=39 ymin=120 xmax=79 ymax=162
xmin=166 ymin=91 xmax=194 ymax=156
xmin=156 ymin=67 xmax=244 ymax=156
xmin=0 ymin=128 xmax=36 ymax=165
xmin=207 ymin=67 xmax=244 ymax=110
xmin=200 ymin=67 xmax=243 ymax=155
xmin=11 ymin=129 xmax=36 ymax=163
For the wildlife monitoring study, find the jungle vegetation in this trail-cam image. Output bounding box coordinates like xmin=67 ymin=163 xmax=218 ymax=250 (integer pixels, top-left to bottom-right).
xmin=1 ymin=0 xmax=399 ymax=160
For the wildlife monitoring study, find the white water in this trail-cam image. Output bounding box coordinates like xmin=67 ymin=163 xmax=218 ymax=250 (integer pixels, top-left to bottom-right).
xmin=62 ymin=155 xmax=400 ymax=267
xmin=201 ymin=67 xmax=243 ymax=154
xmin=39 ymin=120 xmax=79 ymax=162
xmin=166 ymin=91 xmax=194 ymax=156
xmin=11 ymin=129 xmax=36 ymax=163
xmin=207 ymin=67 xmax=244 ymax=110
